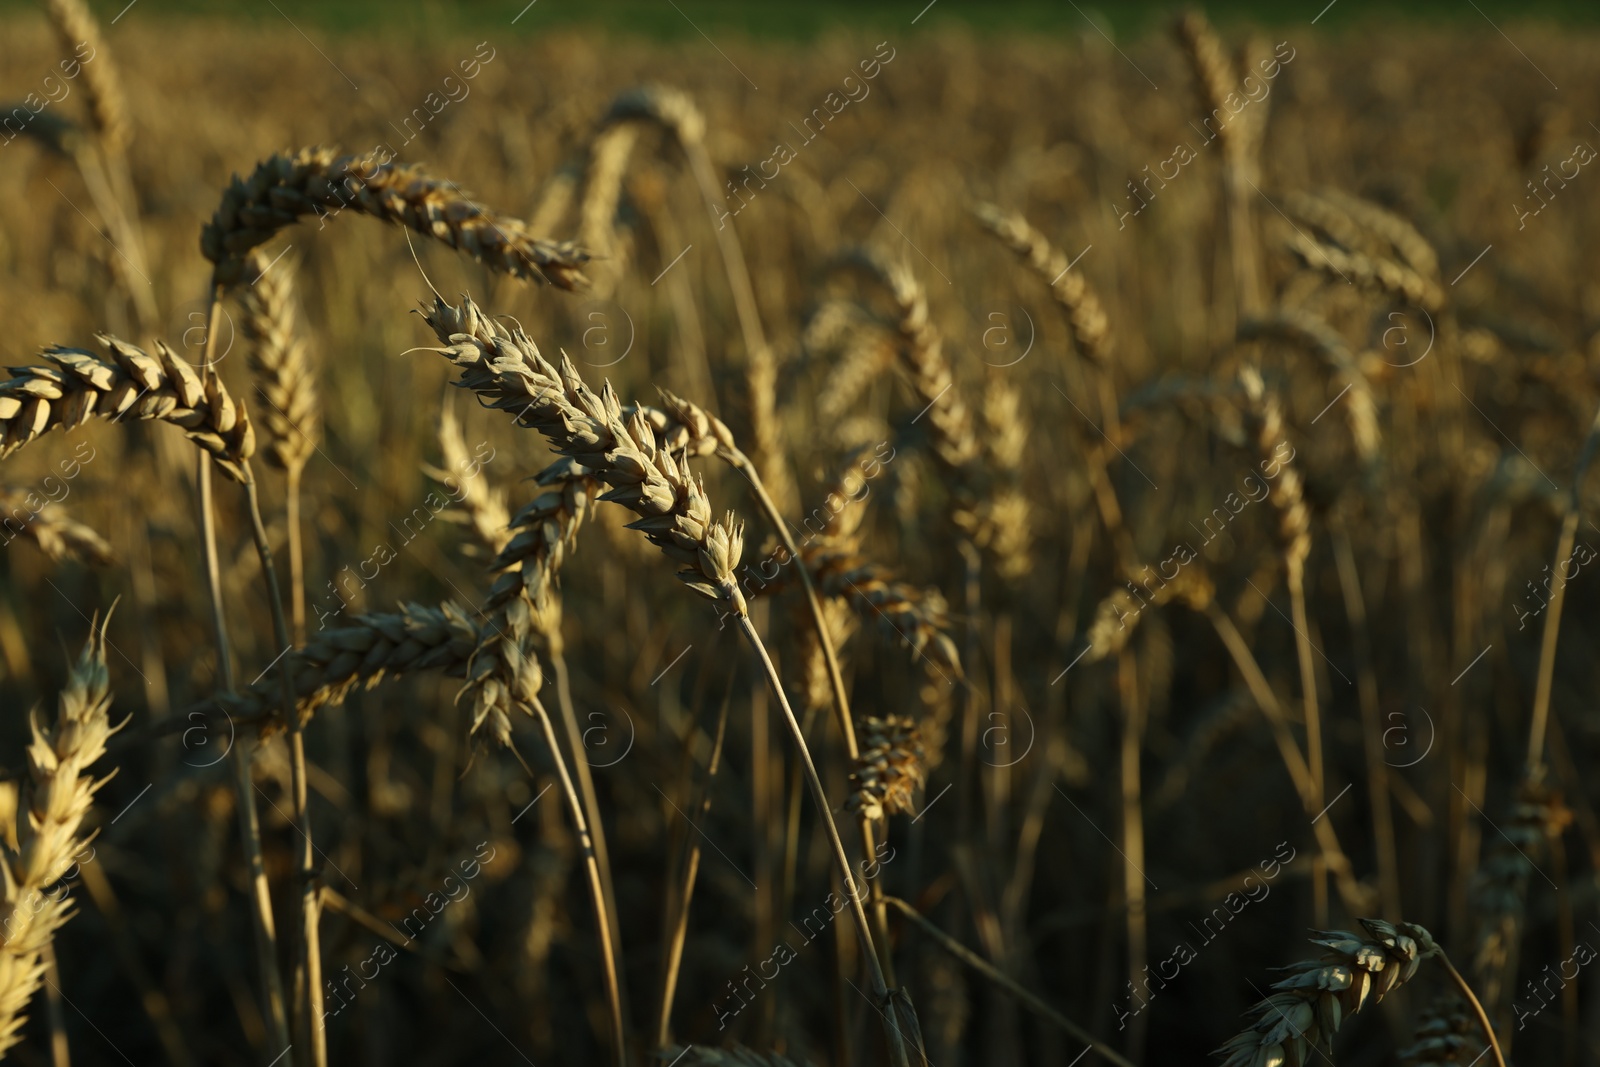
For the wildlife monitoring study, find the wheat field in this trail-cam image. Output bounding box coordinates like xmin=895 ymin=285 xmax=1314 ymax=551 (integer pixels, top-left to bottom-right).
xmin=0 ymin=2 xmax=1596 ymax=1064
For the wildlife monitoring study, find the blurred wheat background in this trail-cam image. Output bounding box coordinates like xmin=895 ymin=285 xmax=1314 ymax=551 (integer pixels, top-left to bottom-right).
xmin=0 ymin=1 xmax=1598 ymax=1065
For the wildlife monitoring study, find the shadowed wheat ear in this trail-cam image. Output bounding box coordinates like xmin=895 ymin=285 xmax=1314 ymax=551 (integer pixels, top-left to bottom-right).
xmin=201 ymin=147 xmax=590 ymax=290
xmin=0 ymin=490 xmax=113 ymax=565
xmin=1 ymin=337 xmax=255 ymax=480
xmin=846 ymin=715 xmax=927 ymax=822
xmin=0 ymin=617 xmax=120 ymax=1057
xmin=425 ymin=405 xmax=511 ymax=557
xmin=1399 ymin=994 xmax=1486 ymax=1065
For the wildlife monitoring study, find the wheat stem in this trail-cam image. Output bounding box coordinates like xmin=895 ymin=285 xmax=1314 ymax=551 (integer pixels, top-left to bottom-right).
xmin=524 ymin=694 xmax=627 ymax=1067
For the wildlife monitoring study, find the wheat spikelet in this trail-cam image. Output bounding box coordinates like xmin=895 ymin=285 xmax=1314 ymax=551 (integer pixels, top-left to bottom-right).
xmin=1216 ymin=919 xmax=1440 ymax=1067
xmin=1283 ymin=229 xmax=1445 ymax=312
xmin=1399 ymin=994 xmax=1486 ymax=1065
xmin=1239 ymin=366 xmax=1311 ymax=581
xmin=845 ymin=715 xmax=927 ymax=821
xmin=1 ymin=337 xmax=255 ymax=481
xmin=238 ymin=249 xmax=319 ymax=474
xmin=201 ymin=147 xmax=590 ymax=289
xmin=0 ymin=619 xmax=119 ymax=1056
xmin=45 ymin=0 xmax=129 ymax=156
xmin=424 ymin=405 xmax=511 ymax=558
xmin=1239 ymin=311 xmax=1381 ymax=464
xmin=972 ymin=203 xmax=1112 ymax=365
xmin=0 ymin=490 xmax=113 ymax=565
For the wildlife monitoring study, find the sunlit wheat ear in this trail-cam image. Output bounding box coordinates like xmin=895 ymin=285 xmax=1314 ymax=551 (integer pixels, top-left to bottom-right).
xmin=1238 ymin=311 xmax=1380 ymax=465
xmin=1216 ymin=920 xmax=1439 ymax=1067
xmin=45 ymin=0 xmax=129 ymax=156
xmin=201 ymin=147 xmax=591 ymax=290
xmin=0 ymin=618 xmax=120 ymax=1057
xmin=239 ymin=248 xmax=319 ymax=475
xmin=0 ymin=489 xmax=113 ymax=565
xmin=972 ymin=203 xmax=1113 ymax=365
xmin=845 ymin=715 xmax=927 ymax=822
xmin=0 ymin=337 xmax=254 ymax=480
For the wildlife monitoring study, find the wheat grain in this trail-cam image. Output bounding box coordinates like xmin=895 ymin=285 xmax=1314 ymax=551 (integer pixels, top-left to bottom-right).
xmin=201 ymin=147 xmax=590 ymax=289
xmin=0 ymin=619 xmax=119 ymax=1057
xmin=1 ymin=337 xmax=255 ymax=481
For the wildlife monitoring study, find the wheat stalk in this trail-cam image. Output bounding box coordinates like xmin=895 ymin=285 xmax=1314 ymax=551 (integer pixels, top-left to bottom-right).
xmin=1 ymin=337 xmax=255 ymax=480
xmin=201 ymin=147 xmax=590 ymax=289
xmin=0 ymin=617 xmax=120 ymax=1057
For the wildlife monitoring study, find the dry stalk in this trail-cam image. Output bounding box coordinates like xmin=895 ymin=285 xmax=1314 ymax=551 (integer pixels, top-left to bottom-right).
xmin=0 ymin=619 xmax=119 ymax=1058
xmin=201 ymin=147 xmax=590 ymax=289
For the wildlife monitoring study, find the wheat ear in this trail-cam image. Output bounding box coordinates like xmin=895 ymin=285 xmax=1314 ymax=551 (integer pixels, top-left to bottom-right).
xmin=0 ymin=491 xmax=113 ymax=565
xmin=1284 ymin=229 xmax=1445 ymax=311
xmin=0 ymin=337 xmax=255 ymax=479
xmin=44 ymin=0 xmax=128 ymax=156
xmin=201 ymin=147 xmax=590 ymax=289
xmin=420 ymin=294 xmax=913 ymax=1066
xmin=1238 ymin=311 xmax=1380 ymax=464
xmin=1218 ymin=920 xmax=1442 ymax=1067
xmin=0 ymin=617 xmax=120 ymax=1057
